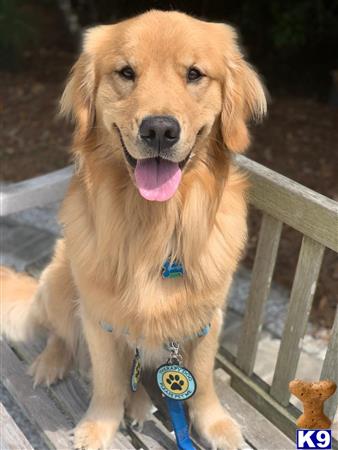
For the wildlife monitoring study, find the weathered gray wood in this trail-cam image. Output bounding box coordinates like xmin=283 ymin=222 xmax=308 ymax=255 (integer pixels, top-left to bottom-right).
xmin=217 ymin=350 xmax=338 ymax=450
xmin=0 ymin=166 xmax=73 ymax=216
xmin=236 ymin=213 xmax=283 ymax=374
xmin=11 ymin=339 xmax=135 ymax=449
xmin=127 ymin=417 xmax=176 ymax=450
xmin=270 ymin=236 xmax=325 ymax=405
xmin=217 ymin=350 xmax=299 ymax=443
xmin=11 ymin=339 xmax=89 ymax=423
xmin=235 ymin=155 xmax=338 ymax=252
xmin=110 ymin=433 xmax=134 ymax=450
xmin=0 ymin=402 xmax=34 ymax=450
xmin=214 ymin=368 xmax=294 ymax=450
xmin=321 ymin=309 xmax=338 ymax=420
xmin=1 ymin=340 xmax=72 ymax=449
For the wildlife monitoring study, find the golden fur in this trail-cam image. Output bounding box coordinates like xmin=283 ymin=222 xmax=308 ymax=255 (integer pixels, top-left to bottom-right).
xmin=1 ymin=10 xmax=267 ymax=450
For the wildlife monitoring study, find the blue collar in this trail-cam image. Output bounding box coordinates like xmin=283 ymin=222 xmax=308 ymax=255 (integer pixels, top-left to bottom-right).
xmin=100 ymin=320 xmax=210 ymax=341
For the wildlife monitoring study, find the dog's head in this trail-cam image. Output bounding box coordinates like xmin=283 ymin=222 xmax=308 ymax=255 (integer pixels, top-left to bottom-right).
xmin=61 ymin=10 xmax=267 ymax=201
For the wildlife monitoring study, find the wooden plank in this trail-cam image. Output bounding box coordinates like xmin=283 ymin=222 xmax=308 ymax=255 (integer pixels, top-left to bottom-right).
xmin=270 ymin=237 xmax=325 ymax=405
xmin=236 ymin=213 xmax=282 ymax=374
xmin=0 ymin=402 xmax=34 ymax=450
xmin=12 ymin=339 xmax=89 ymax=424
xmin=217 ymin=350 xmax=338 ymax=450
xmin=127 ymin=417 xmax=176 ymax=450
xmin=11 ymin=339 xmax=135 ymax=449
xmin=0 ymin=166 xmax=73 ymax=216
xmin=1 ymin=340 xmax=72 ymax=449
xmin=217 ymin=350 xmax=299 ymax=442
xmin=321 ymin=309 xmax=338 ymax=420
xmin=111 ymin=433 xmax=134 ymax=450
xmin=235 ymin=155 xmax=338 ymax=252
xmin=242 ymin=443 xmax=255 ymax=449
xmin=214 ymin=368 xmax=294 ymax=450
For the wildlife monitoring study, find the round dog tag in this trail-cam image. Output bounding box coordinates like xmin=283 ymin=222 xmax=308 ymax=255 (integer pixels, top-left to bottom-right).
xmin=156 ymin=364 xmax=196 ymax=400
xmin=130 ymin=350 xmax=142 ymax=392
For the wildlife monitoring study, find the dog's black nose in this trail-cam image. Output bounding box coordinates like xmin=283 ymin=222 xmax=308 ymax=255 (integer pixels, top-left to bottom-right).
xmin=139 ymin=115 xmax=180 ymax=151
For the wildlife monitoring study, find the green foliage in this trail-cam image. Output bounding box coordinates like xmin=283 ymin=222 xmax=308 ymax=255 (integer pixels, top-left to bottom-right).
xmin=73 ymin=0 xmax=338 ymax=59
xmin=0 ymin=0 xmax=37 ymax=69
xmin=269 ymin=0 xmax=338 ymax=52
xmin=235 ymin=0 xmax=338 ymax=55
xmin=270 ymin=2 xmax=310 ymax=49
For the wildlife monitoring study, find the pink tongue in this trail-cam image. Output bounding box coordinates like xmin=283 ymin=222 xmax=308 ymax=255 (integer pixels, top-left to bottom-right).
xmin=135 ymin=158 xmax=182 ymax=201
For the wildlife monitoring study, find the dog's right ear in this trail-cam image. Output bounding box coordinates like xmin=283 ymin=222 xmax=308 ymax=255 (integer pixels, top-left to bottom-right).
xmin=60 ymin=25 xmax=111 ymax=140
xmin=60 ymin=53 xmax=95 ymax=139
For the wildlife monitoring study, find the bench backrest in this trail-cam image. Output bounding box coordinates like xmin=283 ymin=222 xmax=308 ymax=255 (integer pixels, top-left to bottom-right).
xmin=1 ymin=157 xmax=337 ymax=444
xmin=217 ymin=155 xmax=337 ymax=444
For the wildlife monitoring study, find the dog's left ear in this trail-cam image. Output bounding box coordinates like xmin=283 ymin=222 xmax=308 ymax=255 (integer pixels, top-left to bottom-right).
xmin=219 ymin=25 xmax=267 ymax=153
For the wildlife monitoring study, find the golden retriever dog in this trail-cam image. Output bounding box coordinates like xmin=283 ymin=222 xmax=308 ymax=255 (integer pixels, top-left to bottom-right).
xmin=1 ymin=10 xmax=266 ymax=450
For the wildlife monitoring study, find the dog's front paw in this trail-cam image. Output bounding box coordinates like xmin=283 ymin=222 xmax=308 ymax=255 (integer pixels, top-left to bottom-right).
xmin=206 ymin=416 xmax=244 ymax=450
xmin=28 ymin=339 xmax=72 ymax=387
xmin=125 ymin=384 xmax=152 ymax=430
xmin=73 ymin=418 xmax=116 ymax=450
xmin=192 ymin=406 xmax=244 ymax=450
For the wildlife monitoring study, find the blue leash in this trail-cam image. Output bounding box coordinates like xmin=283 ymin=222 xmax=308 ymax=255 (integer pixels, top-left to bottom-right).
xmin=165 ymin=397 xmax=196 ymax=450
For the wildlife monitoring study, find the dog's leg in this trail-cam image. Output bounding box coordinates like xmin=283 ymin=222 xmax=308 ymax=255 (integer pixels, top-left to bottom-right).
xmin=28 ymin=334 xmax=72 ymax=387
xmin=187 ymin=315 xmax=244 ymax=450
xmin=73 ymin=314 xmax=128 ymax=450
xmin=125 ymin=383 xmax=152 ymax=430
xmin=25 ymin=241 xmax=80 ymax=387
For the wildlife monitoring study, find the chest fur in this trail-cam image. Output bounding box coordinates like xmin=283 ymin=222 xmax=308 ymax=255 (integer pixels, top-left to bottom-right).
xmin=61 ymin=167 xmax=247 ymax=344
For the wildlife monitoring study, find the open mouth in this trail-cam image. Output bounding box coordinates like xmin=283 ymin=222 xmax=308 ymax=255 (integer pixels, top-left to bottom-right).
xmin=114 ymin=123 xmax=192 ymax=202
xmin=114 ymin=123 xmax=191 ymax=170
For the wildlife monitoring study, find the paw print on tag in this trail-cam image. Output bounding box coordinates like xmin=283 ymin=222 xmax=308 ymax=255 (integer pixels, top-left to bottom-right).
xmin=163 ymin=370 xmax=188 ymax=395
xmin=166 ymin=374 xmax=185 ymax=391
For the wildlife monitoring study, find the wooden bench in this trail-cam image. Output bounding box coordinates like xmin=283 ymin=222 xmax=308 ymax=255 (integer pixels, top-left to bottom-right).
xmin=1 ymin=155 xmax=337 ymax=449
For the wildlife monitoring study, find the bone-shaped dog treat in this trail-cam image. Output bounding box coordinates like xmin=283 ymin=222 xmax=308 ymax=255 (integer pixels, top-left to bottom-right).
xmin=289 ymin=379 xmax=337 ymax=429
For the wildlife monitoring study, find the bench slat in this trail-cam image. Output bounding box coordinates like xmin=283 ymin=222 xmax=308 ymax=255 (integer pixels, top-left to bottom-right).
xmin=214 ymin=368 xmax=295 ymax=449
xmin=236 ymin=155 xmax=338 ymax=252
xmin=9 ymin=340 xmax=89 ymax=422
xmin=321 ymin=309 xmax=338 ymax=420
xmin=1 ymin=340 xmax=72 ymax=449
xmin=0 ymin=402 xmax=34 ymax=450
xmin=0 ymin=166 xmax=73 ymax=216
xmin=270 ymin=236 xmax=325 ymax=405
xmin=127 ymin=417 xmax=176 ymax=450
xmin=10 ymin=339 xmax=135 ymax=449
xmin=236 ymin=213 xmax=282 ymax=374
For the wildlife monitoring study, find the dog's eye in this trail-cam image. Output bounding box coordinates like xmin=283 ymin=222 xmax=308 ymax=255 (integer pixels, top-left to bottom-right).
xmin=118 ymin=66 xmax=135 ymax=81
xmin=187 ymin=67 xmax=204 ymax=82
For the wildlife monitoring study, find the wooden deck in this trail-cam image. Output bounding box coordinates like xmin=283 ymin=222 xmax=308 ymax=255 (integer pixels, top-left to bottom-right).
xmin=2 ymin=335 xmax=295 ymax=450
xmin=2 ymin=154 xmax=337 ymax=449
